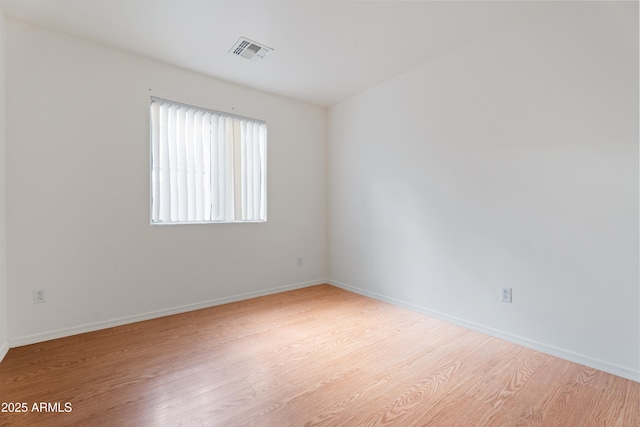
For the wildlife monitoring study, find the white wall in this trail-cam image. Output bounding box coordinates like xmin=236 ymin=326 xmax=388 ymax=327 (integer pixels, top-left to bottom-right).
xmin=0 ymin=8 xmax=8 ymax=360
xmin=328 ymin=2 xmax=639 ymax=380
xmin=6 ymin=21 xmax=327 ymax=343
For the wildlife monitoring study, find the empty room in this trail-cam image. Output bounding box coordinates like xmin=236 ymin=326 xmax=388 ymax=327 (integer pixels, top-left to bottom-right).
xmin=0 ymin=1 xmax=638 ymax=426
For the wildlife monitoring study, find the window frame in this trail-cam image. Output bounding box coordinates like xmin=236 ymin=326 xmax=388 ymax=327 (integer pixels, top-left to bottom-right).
xmin=149 ymin=97 xmax=267 ymax=225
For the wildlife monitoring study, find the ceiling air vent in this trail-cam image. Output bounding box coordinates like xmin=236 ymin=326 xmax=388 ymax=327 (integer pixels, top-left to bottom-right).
xmin=229 ymin=37 xmax=273 ymax=61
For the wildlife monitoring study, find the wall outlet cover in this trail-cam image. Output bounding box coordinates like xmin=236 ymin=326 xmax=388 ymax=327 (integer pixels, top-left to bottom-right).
xmin=501 ymin=287 xmax=512 ymax=303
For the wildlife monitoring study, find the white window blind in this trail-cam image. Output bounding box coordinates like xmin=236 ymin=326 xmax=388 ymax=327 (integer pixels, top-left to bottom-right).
xmin=150 ymin=97 xmax=267 ymax=223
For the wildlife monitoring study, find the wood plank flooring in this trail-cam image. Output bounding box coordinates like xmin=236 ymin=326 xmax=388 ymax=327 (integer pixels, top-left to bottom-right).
xmin=0 ymin=284 xmax=638 ymax=426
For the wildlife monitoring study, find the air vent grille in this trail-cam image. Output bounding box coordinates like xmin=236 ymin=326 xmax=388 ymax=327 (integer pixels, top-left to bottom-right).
xmin=229 ymin=37 xmax=273 ymax=61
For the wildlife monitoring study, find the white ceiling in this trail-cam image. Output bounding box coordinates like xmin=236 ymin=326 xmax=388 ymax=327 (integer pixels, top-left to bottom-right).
xmin=1 ymin=0 xmax=551 ymax=106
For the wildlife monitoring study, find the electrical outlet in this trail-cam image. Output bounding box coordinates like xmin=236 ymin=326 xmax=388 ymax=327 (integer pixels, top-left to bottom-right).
xmin=501 ymin=287 xmax=512 ymax=303
xmin=297 ymin=257 xmax=303 ymax=267
xmin=33 ymin=289 xmax=47 ymax=304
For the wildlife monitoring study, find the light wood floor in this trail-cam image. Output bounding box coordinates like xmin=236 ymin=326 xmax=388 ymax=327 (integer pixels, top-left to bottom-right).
xmin=0 ymin=284 xmax=638 ymax=426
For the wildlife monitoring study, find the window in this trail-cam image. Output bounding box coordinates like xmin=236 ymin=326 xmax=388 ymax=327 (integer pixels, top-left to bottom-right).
xmin=150 ymin=97 xmax=267 ymax=223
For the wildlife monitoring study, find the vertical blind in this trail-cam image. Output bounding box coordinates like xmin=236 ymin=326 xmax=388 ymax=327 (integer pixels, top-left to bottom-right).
xmin=150 ymin=98 xmax=267 ymax=223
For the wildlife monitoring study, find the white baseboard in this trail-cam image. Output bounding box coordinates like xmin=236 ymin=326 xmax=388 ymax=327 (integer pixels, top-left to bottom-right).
xmin=9 ymin=279 xmax=326 ymax=348
xmin=0 ymin=338 xmax=9 ymax=362
xmin=328 ymin=279 xmax=640 ymax=383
